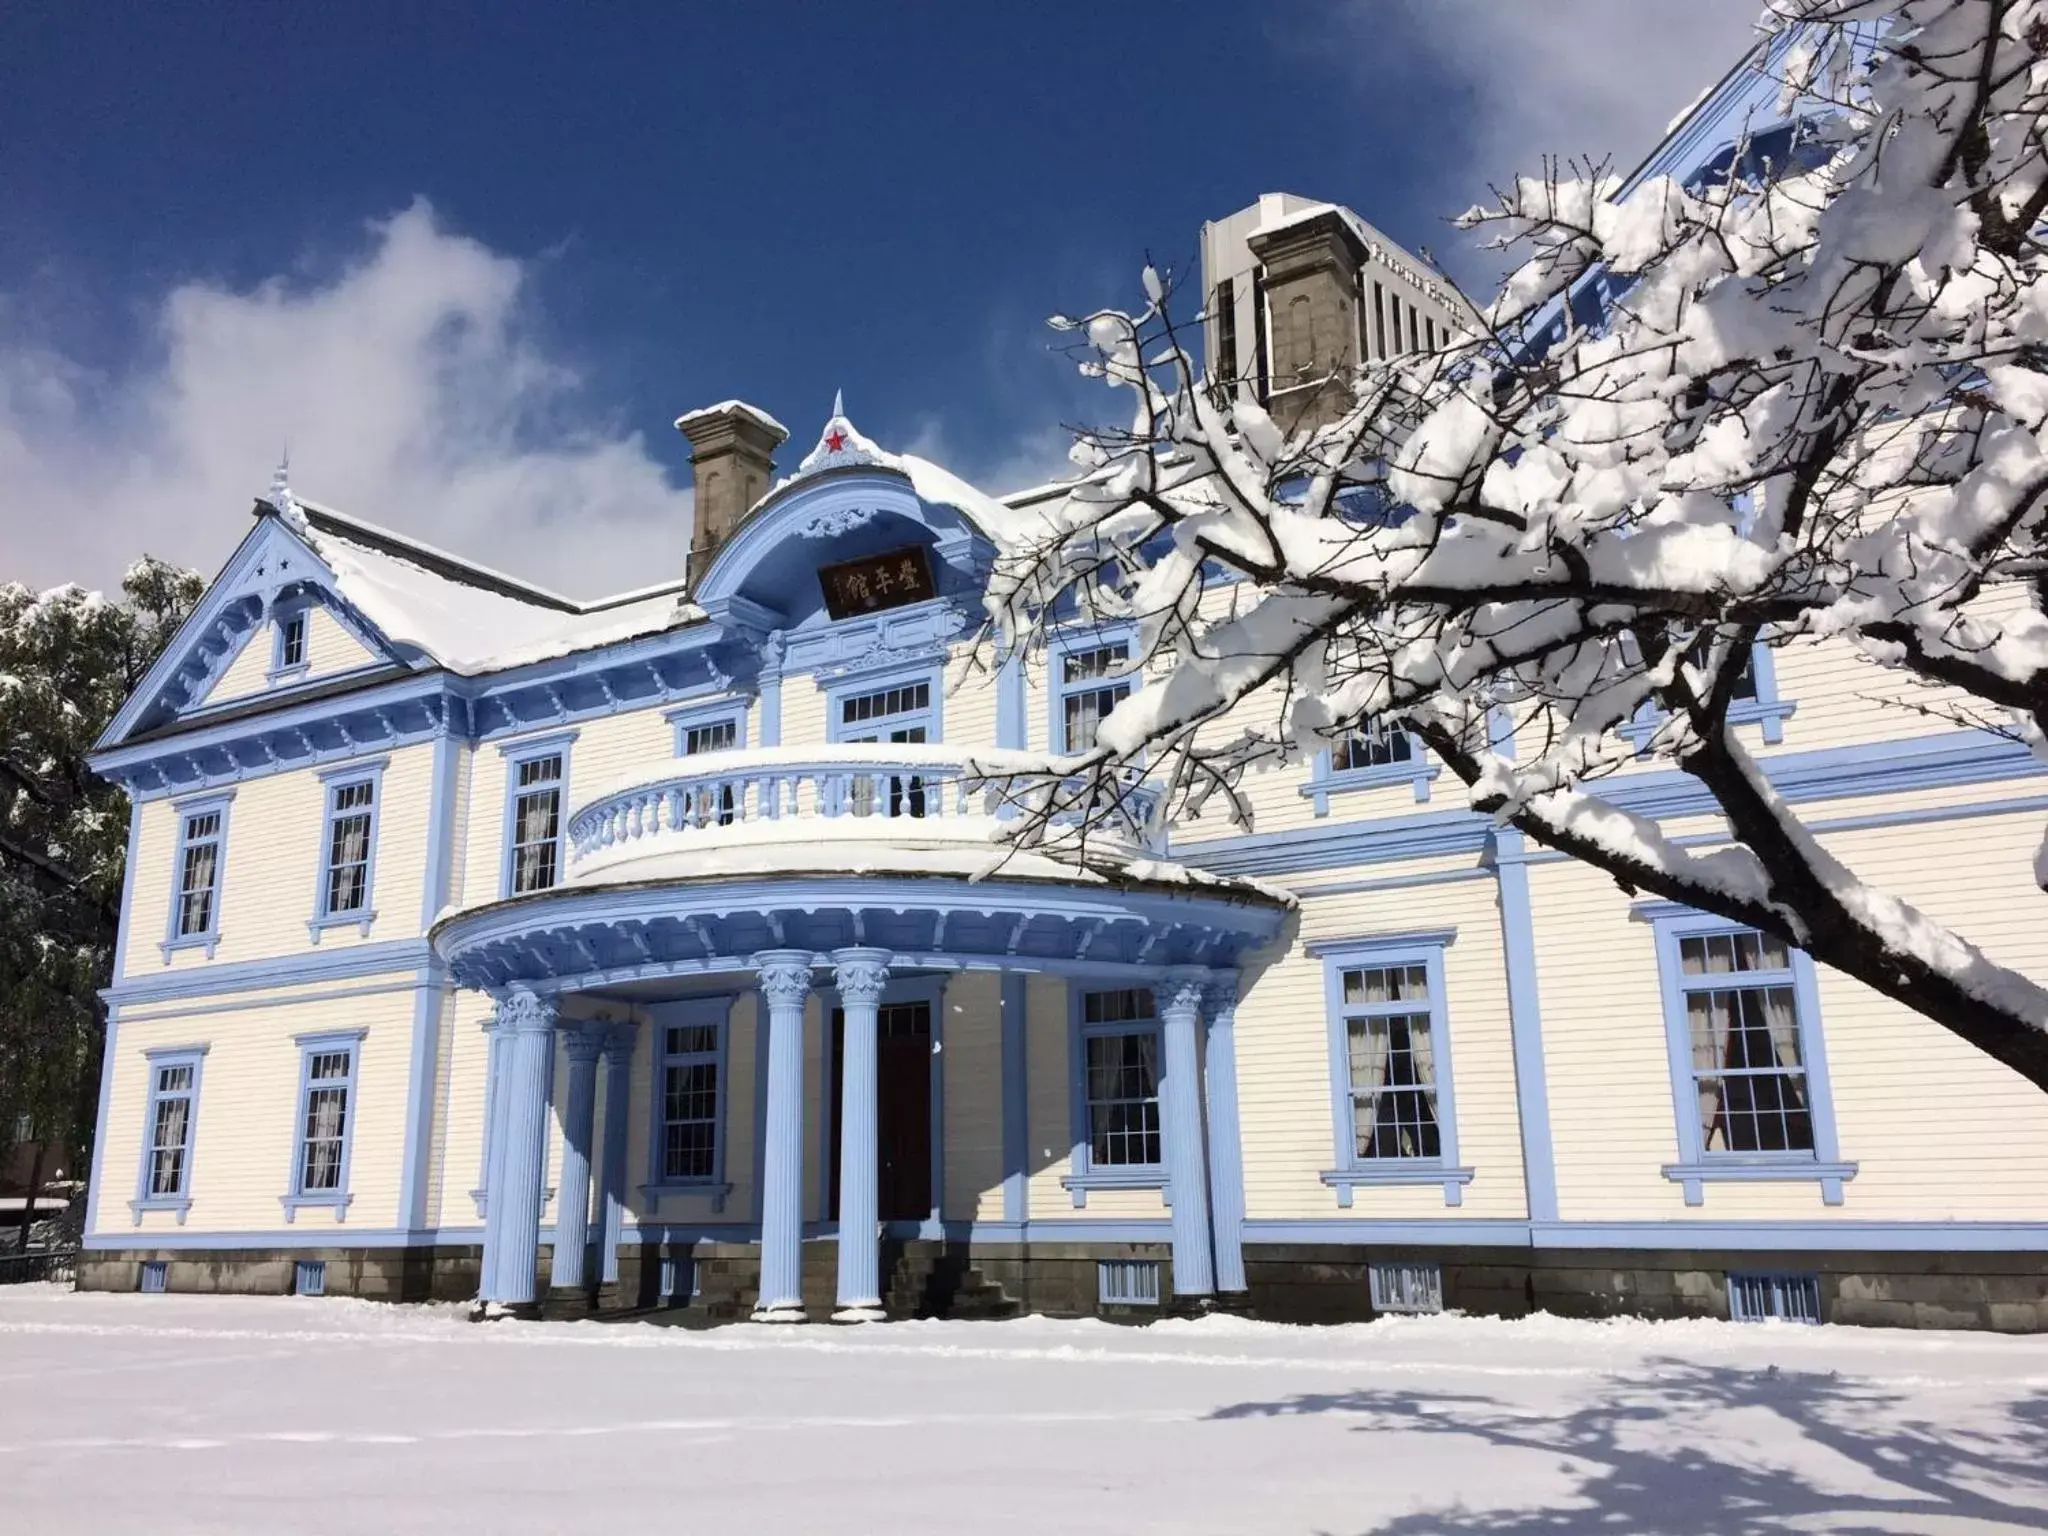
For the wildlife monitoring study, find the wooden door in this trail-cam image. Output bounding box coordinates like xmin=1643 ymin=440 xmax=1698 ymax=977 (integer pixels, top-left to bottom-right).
xmin=830 ymin=1000 xmax=933 ymax=1223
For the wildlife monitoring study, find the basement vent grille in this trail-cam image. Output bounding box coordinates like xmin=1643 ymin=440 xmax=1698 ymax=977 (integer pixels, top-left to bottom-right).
xmin=659 ymin=1256 xmax=699 ymax=1303
xmin=138 ymin=1261 xmax=168 ymax=1294
xmin=1727 ymin=1271 xmax=1821 ymax=1324
xmin=1098 ymin=1259 xmax=1162 ymax=1307
xmin=1369 ymin=1261 xmax=1444 ymax=1315
xmin=294 ymin=1260 xmax=327 ymax=1297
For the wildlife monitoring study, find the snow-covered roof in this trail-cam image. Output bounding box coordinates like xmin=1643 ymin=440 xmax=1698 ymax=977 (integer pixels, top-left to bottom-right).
xmin=278 ymin=497 xmax=699 ymax=676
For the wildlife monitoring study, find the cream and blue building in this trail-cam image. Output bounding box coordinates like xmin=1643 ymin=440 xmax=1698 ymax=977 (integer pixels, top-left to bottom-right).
xmin=79 ymin=35 xmax=2048 ymax=1329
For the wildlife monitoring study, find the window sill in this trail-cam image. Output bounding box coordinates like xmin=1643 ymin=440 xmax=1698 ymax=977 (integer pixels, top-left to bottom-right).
xmin=1302 ymin=761 xmax=1440 ymax=817
xmin=266 ymin=663 xmax=310 ymax=687
xmin=128 ymin=1196 xmax=193 ymax=1226
xmin=1662 ymin=1159 xmax=1857 ymax=1207
xmin=159 ymin=932 xmax=221 ymax=963
xmin=279 ymin=1191 xmax=353 ymax=1224
xmin=639 ymin=1180 xmax=734 ymax=1214
xmin=1321 ymin=1164 xmax=1475 ymax=1208
xmin=1061 ymin=1167 xmax=1168 ymax=1209
xmin=1622 ymin=699 xmax=1798 ymax=752
xmin=306 ymin=910 xmax=376 ymax=943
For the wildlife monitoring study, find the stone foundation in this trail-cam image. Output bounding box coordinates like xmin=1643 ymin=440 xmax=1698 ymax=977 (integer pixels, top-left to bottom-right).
xmin=73 ymin=1240 xmax=2048 ymax=1332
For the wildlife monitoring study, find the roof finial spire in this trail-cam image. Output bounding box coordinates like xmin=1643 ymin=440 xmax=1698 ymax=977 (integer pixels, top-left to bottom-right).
xmin=266 ymin=446 xmax=308 ymax=532
xmin=831 ymin=386 xmax=845 ymax=419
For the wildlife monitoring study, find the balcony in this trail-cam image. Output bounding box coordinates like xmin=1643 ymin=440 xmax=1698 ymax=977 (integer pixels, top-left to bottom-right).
xmin=564 ymin=745 xmax=1161 ymax=886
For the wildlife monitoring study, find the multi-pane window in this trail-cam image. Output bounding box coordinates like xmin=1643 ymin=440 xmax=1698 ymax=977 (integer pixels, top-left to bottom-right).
xmin=174 ymin=810 xmax=224 ymax=937
xmin=1080 ymin=987 xmax=1162 ymax=1168
xmin=1332 ymin=719 xmax=1415 ymax=773
xmin=509 ymin=754 xmax=563 ymax=892
xmin=837 ymin=680 xmax=932 ymax=817
xmin=1059 ymin=643 xmax=1132 ymax=753
xmin=296 ymin=1048 xmax=354 ymax=1195
xmin=322 ymin=780 xmax=375 ymax=916
xmin=1341 ymin=962 xmax=1442 ymax=1160
xmin=279 ymin=612 xmax=308 ymax=669
xmin=1679 ymin=929 xmax=1813 ymax=1155
xmin=658 ymin=1023 xmax=720 ymax=1181
xmin=680 ymin=717 xmax=739 ymax=827
xmin=145 ymin=1062 xmax=197 ymax=1197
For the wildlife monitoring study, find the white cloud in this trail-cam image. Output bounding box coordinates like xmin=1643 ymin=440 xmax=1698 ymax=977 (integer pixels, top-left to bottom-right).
xmin=0 ymin=199 xmax=692 ymax=599
xmin=1382 ymin=0 xmax=1766 ymax=193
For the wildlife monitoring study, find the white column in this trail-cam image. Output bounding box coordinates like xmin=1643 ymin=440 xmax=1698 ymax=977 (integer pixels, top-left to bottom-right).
xmin=485 ymin=987 xmax=556 ymax=1310
xmin=1202 ymin=974 xmax=1249 ymax=1295
xmin=831 ymin=948 xmax=891 ymax=1320
xmin=1159 ymin=970 xmax=1217 ymax=1301
xmin=593 ymin=1024 xmax=635 ymax=1288
xmin=752 ymin=950 xmax=814 ymax=1321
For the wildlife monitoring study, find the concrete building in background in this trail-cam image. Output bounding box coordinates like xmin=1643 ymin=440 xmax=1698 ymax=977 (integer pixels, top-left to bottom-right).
xmin=1201 ymin=191 xmax=1473 ymax=434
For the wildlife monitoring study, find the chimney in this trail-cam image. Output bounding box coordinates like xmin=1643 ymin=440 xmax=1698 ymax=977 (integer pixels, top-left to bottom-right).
xmin=675 ymin=400 xmax=788 ymax=585
xmin=1246 ymin=208 xmax=1369 ymax=436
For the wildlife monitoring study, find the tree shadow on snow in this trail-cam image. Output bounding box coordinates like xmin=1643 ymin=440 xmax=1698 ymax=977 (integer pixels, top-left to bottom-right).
xmin=1209 ymin=1357 xmax=2048 ymax=1533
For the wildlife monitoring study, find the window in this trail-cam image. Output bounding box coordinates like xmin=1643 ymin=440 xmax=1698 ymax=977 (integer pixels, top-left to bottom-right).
xmin=509 ymin=755 xmax=563 ymax=892
xmin=1372 ymin=280 xmax=1389 ymax=360
xmin=830 ymin=674 xmax=938 ymax=818
xmin=1303 ymin=718 xmax=1437 ymax=815
xmin=642 ymin=999 xmax=732 ymax=1207
xmin=1620 ymin=640 xmax=1795 ymax=750
xmin=1642 ymin=904 xmax=1853 ymax=1206
xmin=270 ymin=608 xmax=310 ymax=680
xmin=161 ymin=791 xmax=232 ymax=959
xmin=1213 ymin=276 xmax=1238 ymax=385
xmin=667 ymin=707 xmax=743 ymax=827
xmin=1098 ymin=1258 xmax=1162 ymax=1307
xmin=1056 ymin=641 xmax=1132 ymax=754
xmin=1063 ymin=986 xmax=1164 ymax=1204
xmin=309 ymin=759 xmax=385 ymax=939
xmin=1369 ymin=1260 xmax=1444 ymax=1315
xmin=498 ymin=731 xmax=576 ymax=897
xmin=130 ymin=1047 xmax=206 ymax=1223
xmin=1342 ymin=962 xmax=1442 ymax=1161
xmin=282 ymin=1032 xmax=364 ymax=1221
xmin=1728 ymin=1271 xmax=1822 ymax=1325
xmin=1313 ymin=931 xmax=1472 ymax=1206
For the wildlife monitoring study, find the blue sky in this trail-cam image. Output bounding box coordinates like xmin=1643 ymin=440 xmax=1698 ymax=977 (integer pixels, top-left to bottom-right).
xmin=1 ymin=1 xmax=1758 ymax=596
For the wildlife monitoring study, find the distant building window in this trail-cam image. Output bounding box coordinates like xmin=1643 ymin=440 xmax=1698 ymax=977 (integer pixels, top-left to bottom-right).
xmin=1406 ymin=300 xmax=1421 ymax=354
xmin=659 ymin=1022 xmax=722 ymax=1181
xmin=1214 ymin=276 xmax=1238 ymax=385
xmin=279 ymin=612 xmax=307 ymax=669
xmin=1372 ymin=280 xmax=1388 ymax=359
xmin=1081 ymin=987 xmax=1161 ymax=1168
xmin=322 ymin=780 xmax=375 ymax=916
xmin=283 ymin=1032 xmax=364 ymax=1220
xmin=509 ymin=754 xmax=564 ymax=893
xmin=1677 ymin=929 xmax=1814 ymax=1154
xmin=1058 ymin=643 xmax=1132 ymax=754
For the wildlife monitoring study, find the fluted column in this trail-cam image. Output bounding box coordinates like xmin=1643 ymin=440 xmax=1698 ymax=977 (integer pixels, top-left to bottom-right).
xmin=485 ymin=986 xmax=556 ymax=1309
xmin=752 ymin=950 xmax=814 ymax=1321
xmin=1159 ymin=970 xmax=1217 ymax=1300
xmin=548 ymin=1029 xmax=604 ymax=1293
xmin=475 ymin=1019 xmax=512 ymax=1300
xmin=1202 ymin=974 xmax=1249 ymax=1295
xmin=594 ymin=1024 xmax=635 ymax=1287
xmin=831 ymin=948 xmax=891 ymax=1320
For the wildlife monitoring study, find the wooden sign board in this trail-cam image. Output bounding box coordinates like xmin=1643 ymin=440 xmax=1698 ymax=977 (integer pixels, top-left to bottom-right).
xmin=818 ymin=545 xmax=937 ymax=620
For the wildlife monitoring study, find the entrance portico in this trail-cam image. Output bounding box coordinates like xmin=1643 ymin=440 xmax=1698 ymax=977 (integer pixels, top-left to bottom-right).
xmin=436 ymin=852 xmax=1284 ymax=1320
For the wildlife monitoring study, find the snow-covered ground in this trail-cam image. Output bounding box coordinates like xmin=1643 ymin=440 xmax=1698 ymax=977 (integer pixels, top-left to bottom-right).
xmin=2 ymin=1287 xmax=2045 ymax=1533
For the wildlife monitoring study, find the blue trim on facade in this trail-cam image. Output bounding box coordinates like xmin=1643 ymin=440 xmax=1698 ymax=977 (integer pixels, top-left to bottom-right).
xmin=159 ymin=789 xmax=235 ymax=962
xmin=104 ymin=938 xmax=431 ymax=1009
xmin=1491 ymin=830 xmax=1559 ymax=1223
xmin=1638 ymin=903 xmax=1854 ymax=1206
xmin=396 ymin=973 xmax=448 ymax=1231
xmin=640 ymin=995 xmax=736 ymax=1211
xmin=307 ymin=756 xmax=389 ymax=941
xmin=1318 ymin=932 xmax=1472 ymax=1207
xmin=129 ymin=1044 xmax=208 ymax=1225
xmin=996 ymin=652 xmax=1027 ymax=751
xmin=496 ymin=728 xmax=579 ymax=900
xmin=280 ymin=1028 xmax=369 ymax=1223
